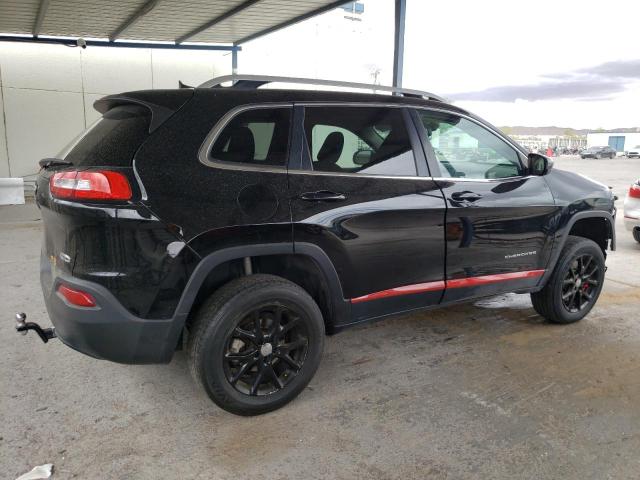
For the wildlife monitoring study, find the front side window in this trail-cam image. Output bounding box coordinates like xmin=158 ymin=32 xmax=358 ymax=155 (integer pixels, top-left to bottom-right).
xmin=210 ymin=108 xmax=291 ymax=167
xmin=417 ymin=110 xmax=524 ymax=179
xmin=303 ymin=107 xmax=417 ymax=176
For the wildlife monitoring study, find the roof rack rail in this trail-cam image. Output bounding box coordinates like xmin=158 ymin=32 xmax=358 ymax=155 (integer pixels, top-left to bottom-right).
xmin=197 ymin=75 xmax=446 ymax=102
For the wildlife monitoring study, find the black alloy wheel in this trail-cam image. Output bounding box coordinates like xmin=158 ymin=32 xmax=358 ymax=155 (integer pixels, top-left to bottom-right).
xmin=531 ymin=236 xmax=605 ymax=324
xmin=223 ymin=304 xmax=309 ymax=396
xmin=560 ymin=254 xmax=600 ymax=313
xmin=188 ymin=274 xmax=324 ymax=415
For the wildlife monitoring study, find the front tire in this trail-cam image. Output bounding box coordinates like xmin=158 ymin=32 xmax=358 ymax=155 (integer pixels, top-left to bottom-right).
xmin=531 ymin=236 xmax=605 ymax=324
xmin=633 ymin=228 xmax=640 ymax=243
xmin=188 ymin=274 xmax=325 ymax=415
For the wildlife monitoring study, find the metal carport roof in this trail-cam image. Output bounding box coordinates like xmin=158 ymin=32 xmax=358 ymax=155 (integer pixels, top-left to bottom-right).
xmin=0 ymin=0 xmax=353 ymax=46
xmin=0 ymin=0 xmax=408 ymax=87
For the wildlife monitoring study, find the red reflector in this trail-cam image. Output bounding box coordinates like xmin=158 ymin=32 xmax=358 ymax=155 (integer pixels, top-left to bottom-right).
xmin=50 ymin=170 xmax=132 ymax=201
xmin=629 ymin=184 xmax=640 ymax=199
xmin=57 ymin=284 xmax=97 ymax=307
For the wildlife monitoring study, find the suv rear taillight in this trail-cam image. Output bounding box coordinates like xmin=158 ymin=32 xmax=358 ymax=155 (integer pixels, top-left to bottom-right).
xmin=629 ymin=183 xmax=640 ymax=199
xmin=50 ymin=170 xmax=132 ymax=201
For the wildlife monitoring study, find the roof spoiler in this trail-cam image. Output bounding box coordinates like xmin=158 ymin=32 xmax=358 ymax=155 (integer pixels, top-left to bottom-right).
xmin=94 ymin=90 xmax=193 ymax=133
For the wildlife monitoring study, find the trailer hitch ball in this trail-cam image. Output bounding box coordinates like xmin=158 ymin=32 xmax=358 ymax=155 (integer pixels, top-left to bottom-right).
xmin=16 ymin=312 xmax=27 ymax=335
xmin=14 ymin=312 xmax=57 ymax=343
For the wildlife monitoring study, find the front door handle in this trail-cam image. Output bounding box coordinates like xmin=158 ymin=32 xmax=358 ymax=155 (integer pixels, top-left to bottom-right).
xmin=451 ymin=191 xmax=482 ymax=202
xmin=299 ymin=190 xmax=347 ymax=202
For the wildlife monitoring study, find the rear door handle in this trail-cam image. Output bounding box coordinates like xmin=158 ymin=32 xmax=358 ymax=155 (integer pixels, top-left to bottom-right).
xmin=300 ymin=190 xmax=347 ymax=202
xmin=451 ymin=191 xmax=482 ymax=202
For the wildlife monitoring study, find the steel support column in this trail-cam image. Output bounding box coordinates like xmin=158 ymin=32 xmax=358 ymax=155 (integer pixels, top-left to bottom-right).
xmin=393 ymin=0 xmax=406 ymax=88
xmin=232 ymin=46 xmax=238 ymax=75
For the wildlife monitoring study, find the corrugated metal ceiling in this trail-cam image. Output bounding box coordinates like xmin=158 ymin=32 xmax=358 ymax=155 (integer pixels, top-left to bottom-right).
xmin=0 ymin=0 xmax=346 ymax=44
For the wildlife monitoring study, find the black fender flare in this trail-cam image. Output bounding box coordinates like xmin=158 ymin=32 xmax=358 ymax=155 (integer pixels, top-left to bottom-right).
xmin=163 ymin=242 xmax=348 ymax=356
xmin=537 ymin=210 xmax=616 ymax=289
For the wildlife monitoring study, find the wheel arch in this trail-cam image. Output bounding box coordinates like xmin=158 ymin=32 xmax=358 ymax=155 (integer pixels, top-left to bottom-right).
xmin=536 ymin=210 xmax=615 ymax=291
xmin=165 ymin=243 xmax=349 ymax=355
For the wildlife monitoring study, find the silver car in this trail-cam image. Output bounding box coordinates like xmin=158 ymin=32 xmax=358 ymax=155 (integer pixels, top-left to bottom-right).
xmin=626 ymin=146 xmax=640 ymax=158
xmin=624 ymin=179 xmax=640 ymax=242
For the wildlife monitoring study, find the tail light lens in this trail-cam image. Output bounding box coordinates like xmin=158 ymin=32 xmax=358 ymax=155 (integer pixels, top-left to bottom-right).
xmin=629 ymin=183 xmax=640 ymax=199
xmin=57 ymin=284 xmax=97 ymax=308
xmin=50 ymin=170 xmax=132 ymax=201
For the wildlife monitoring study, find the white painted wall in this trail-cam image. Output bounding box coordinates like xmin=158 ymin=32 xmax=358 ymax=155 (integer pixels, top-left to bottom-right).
xmin=0 ymin=42 xmax=231 ymax=179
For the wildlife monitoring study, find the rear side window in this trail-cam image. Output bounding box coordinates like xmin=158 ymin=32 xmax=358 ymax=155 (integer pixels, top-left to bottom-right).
xmin=209 ymin=108 xmax=291 ymax=167
xmin=63 ymin=105 xmax=151 ymax=167
xmin=303 ymin=106 xmax=417 ymax=176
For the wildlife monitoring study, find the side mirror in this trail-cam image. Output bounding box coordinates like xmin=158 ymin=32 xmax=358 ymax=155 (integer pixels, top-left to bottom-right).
xmin=528 ymin=153 xmax=553 ymax=176
xmin=353 ymin=149 xmax=373 ymax=166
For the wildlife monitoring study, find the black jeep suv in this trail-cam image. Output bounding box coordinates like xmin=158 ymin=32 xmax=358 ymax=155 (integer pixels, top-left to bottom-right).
xmin=30 ymin=76 xmax=616 ymax=415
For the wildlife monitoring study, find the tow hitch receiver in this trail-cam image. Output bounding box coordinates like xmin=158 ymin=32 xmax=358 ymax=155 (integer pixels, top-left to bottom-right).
xmin=15 ymin=312 xmax=57 ymax=343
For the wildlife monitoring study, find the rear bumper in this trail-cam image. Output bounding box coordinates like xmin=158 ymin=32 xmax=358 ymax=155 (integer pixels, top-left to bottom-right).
xmin=40 ymin=252 xmax=178 ymax=364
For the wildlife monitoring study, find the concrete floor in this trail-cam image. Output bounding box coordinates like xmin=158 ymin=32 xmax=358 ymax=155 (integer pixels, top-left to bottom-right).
xmin=1 ymin=156 xmax=639 ymax=479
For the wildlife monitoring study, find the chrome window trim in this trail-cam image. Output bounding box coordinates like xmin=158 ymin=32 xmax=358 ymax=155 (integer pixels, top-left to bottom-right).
xmin=198 ymin=102 xmax=293 ymax=171
xmin=198 ymin=101 xmax=530 ymax=182
xmin=287 ymin=169 xmax=426 ymax=181
xmin=431 ymin=175 xmax=537 ymax=183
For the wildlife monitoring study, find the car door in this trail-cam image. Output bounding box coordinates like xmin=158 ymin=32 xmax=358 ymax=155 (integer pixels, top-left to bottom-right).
xmin=288 ymin=104 xmax=446 ymax=324
xmin=411 ymin=108 xmax=558 ymax=303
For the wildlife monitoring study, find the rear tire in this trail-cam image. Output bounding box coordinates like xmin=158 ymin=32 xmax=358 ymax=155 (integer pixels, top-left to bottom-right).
xmin=188 ymin=274 xmax=325 ymax=415
xmin=531 ymin=236 xmax=605 ymax=324
xmin=633 ymin=228 xmax=640 ymax=243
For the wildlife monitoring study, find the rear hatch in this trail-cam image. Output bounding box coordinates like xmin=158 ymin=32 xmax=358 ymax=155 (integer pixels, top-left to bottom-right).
xmin=36 ymin=90 xmax=193 ymax=313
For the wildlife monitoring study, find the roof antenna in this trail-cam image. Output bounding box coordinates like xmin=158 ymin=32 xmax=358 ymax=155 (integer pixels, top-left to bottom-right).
xmin=178 ymin=80 xmax=194 ymax=89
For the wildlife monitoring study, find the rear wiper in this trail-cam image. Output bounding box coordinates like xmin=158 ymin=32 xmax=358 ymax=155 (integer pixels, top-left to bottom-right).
xmin=39 ymin=158 xmax=72 ymax=169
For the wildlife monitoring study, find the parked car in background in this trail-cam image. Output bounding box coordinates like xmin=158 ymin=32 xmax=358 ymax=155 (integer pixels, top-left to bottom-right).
xmin=581 ymin=146 xmax=616 ymax=159
xmin=625 ymin=146 xmax=640 ymax=158
xmin=624 ymin=179 xmax=640 ymax=243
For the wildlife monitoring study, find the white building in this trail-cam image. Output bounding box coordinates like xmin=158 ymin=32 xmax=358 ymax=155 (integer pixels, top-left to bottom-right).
xmin=586 ymin=131 xmax=640 ymax=153
xmin=510 ymin=134 xmax=586 ymax=152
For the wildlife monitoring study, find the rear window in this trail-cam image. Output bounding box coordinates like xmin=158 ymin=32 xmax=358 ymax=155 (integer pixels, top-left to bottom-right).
xmin=62 ymin=105 xmax=151 ymax=167
xmin=209 ymin=107 xmax=291 ymax=167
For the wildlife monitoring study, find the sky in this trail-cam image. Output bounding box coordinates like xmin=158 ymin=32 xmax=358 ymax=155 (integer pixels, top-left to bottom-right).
xmin=240 ymin=0 xmax=640 ymax=129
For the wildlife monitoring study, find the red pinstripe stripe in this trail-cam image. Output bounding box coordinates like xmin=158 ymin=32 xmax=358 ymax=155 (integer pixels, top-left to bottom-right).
xmin=445 ymin=269 xmax=545 ymax=289
xmin=350 ymin=280 xmax=446 ymax=304
xmin=350 ymin=269 xmax=545 ymax=304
